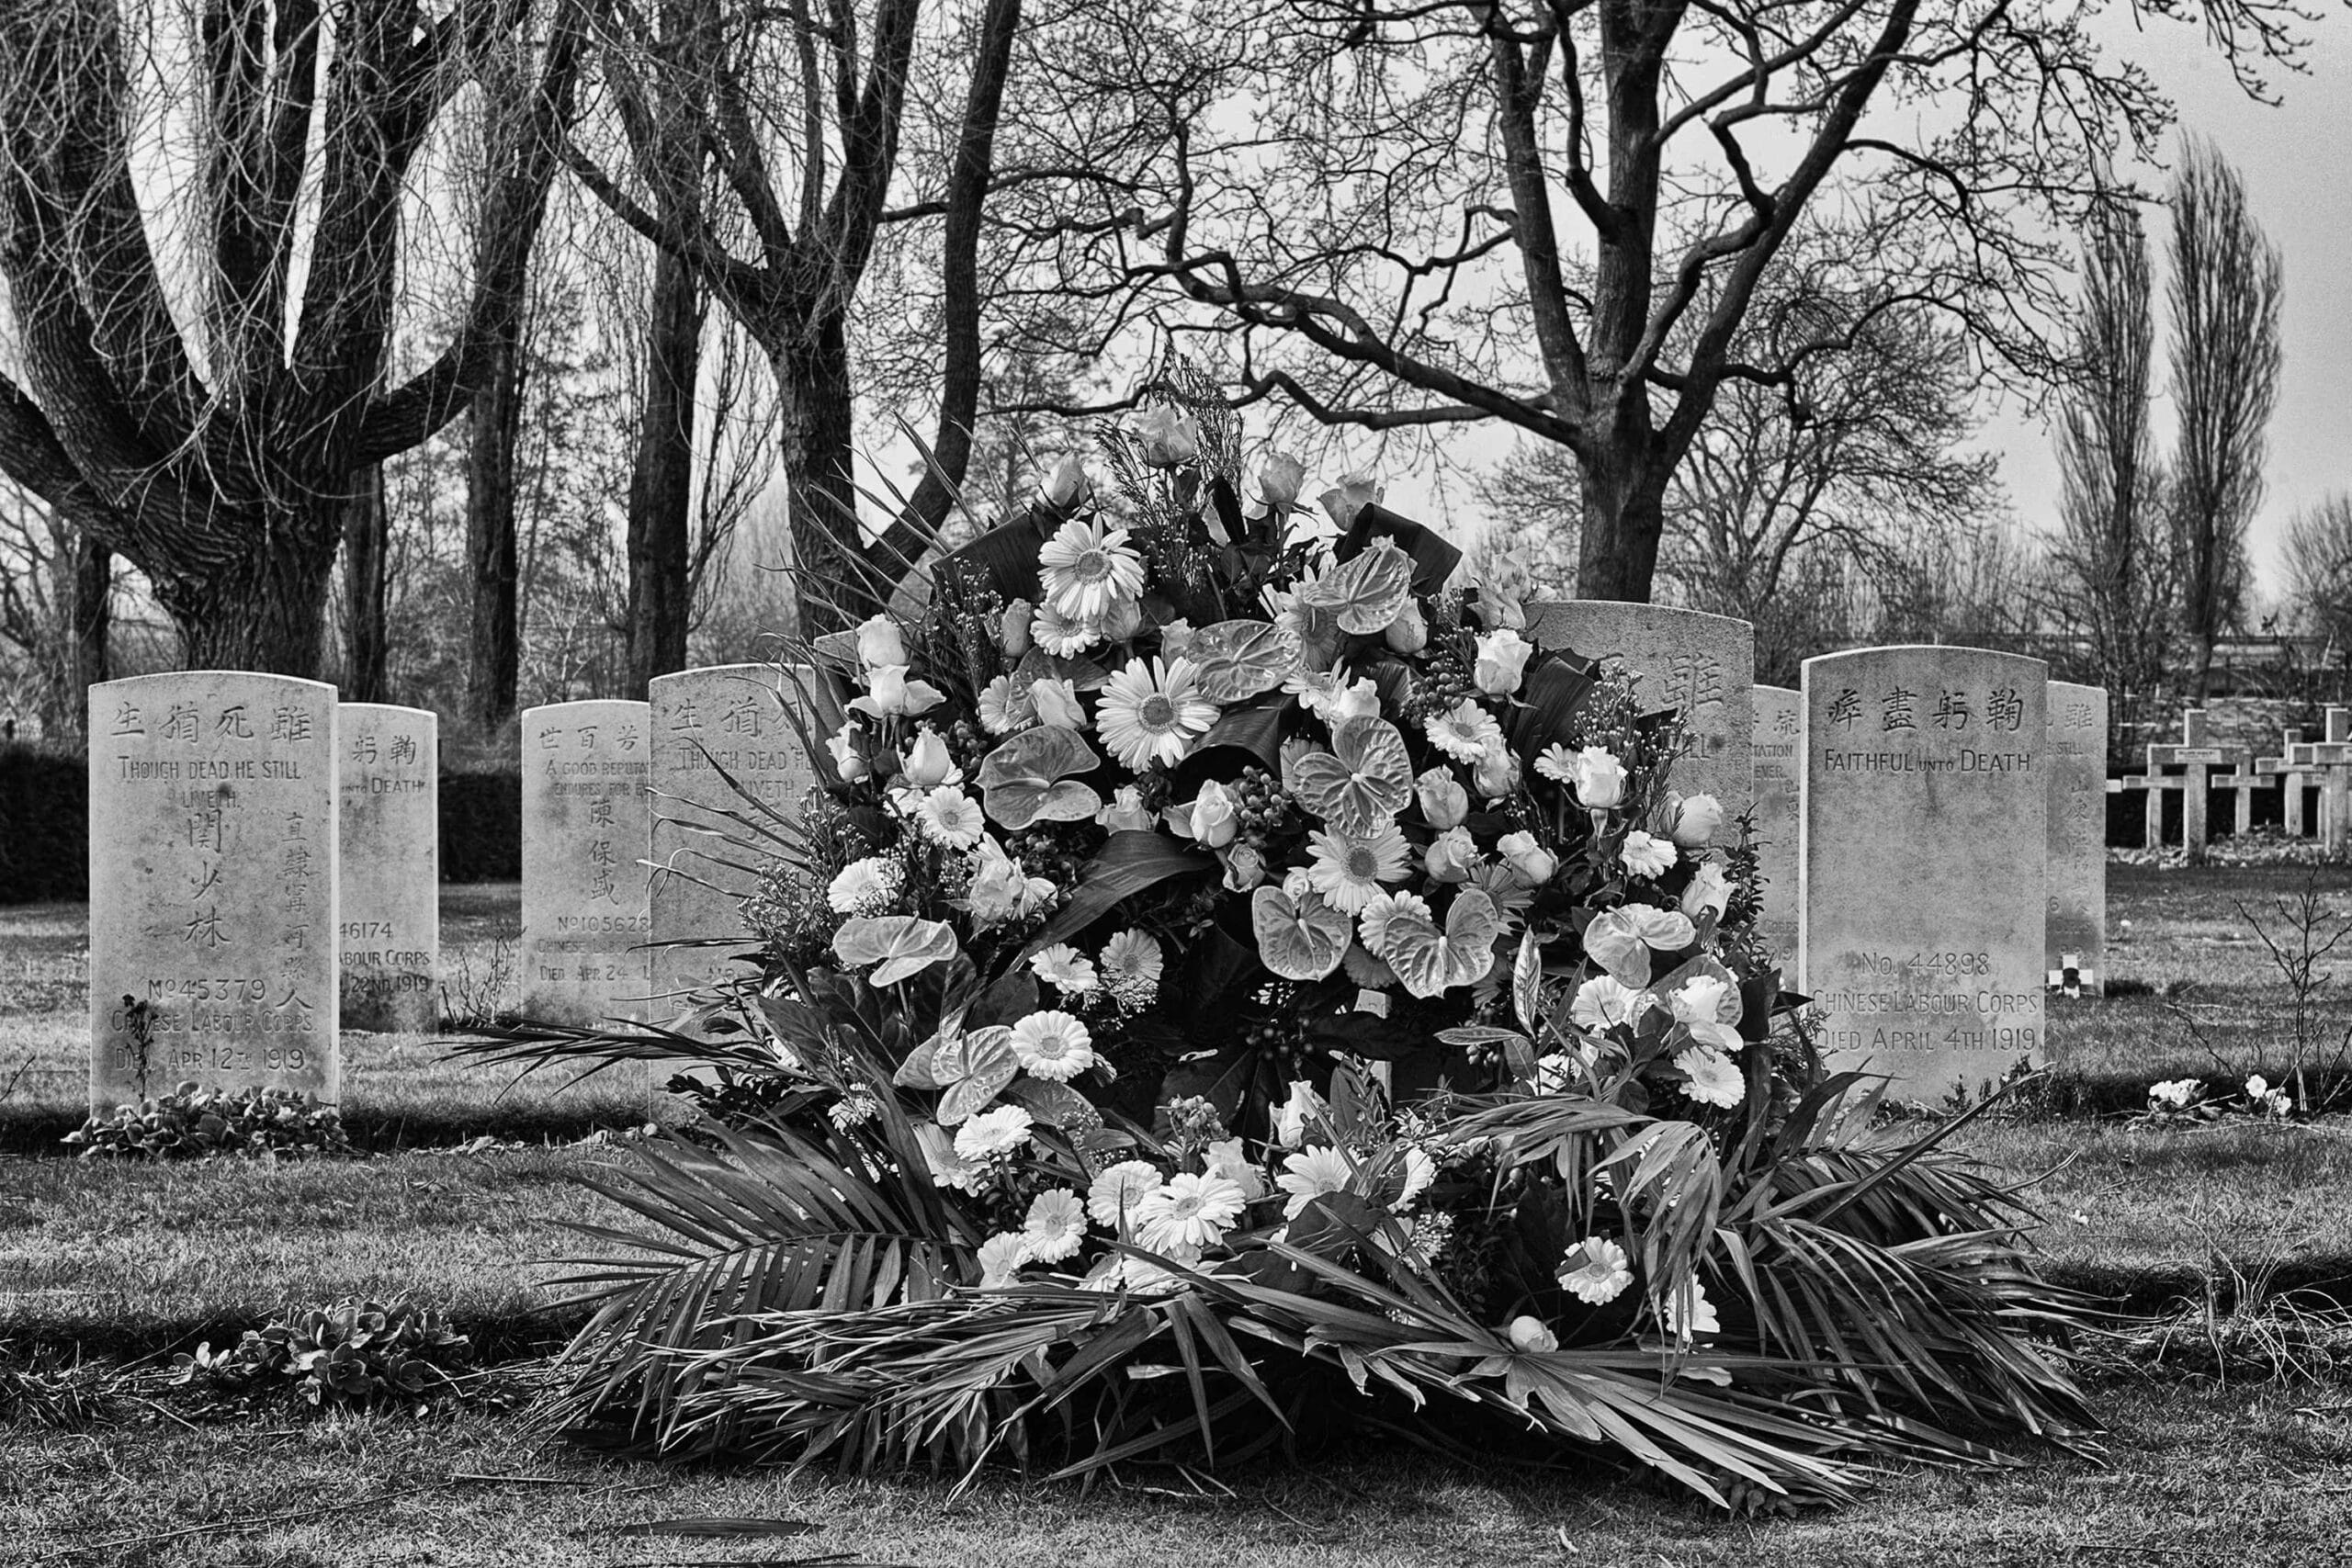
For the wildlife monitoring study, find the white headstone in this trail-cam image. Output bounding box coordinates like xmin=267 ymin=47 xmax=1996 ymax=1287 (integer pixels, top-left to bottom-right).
xmin=520 ymin=700 xmax=652 ymax=1026
xmin=87 ymin=673 xmax=339 ymax=1109
xmin=1800 ymin=647 xmax=2048 ymax=1100
xmin=648 ymin=665 xmax=819 ymax=1006
xmin=1750 ymin=685 xmax=1801 ymax=969
xmin=1524 ymin=602 xmax=1755 ymax=814
xmin=2046 ymin=682 xmax=2107 ymax=998
xmin=337 ymin=704 xmax=438 ymax=1032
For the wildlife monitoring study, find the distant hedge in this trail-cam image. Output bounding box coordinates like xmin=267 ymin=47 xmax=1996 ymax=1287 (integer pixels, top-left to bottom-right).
xmin=0 ymin=751 xmax=521 ymax=903
xmin=0 ymin=745 xmax=86 ymax=902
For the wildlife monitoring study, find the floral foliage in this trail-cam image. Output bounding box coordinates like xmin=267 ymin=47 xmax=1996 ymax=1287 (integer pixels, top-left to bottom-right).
xmin=461 ymin=378 xmax=2093 ymax=1509
xmin=64 ymin=1083 xmax=350 ymax=1160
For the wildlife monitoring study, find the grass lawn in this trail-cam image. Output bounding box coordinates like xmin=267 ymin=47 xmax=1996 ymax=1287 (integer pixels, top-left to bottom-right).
xmin=5 ymin=1380 xmax=2348 ymax=1566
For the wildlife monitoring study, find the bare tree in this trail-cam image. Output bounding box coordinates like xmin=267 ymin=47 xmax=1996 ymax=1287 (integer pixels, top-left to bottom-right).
xmin=0 ymin=480 xmax=110 ymax=733
xmin=0 ymin=1 xmax=582 ymax=676
xmin=568 ymin=0 xmax=1024 ymax=634
xmin=2168 ymin=136 xmax=2283 ymax=696
xmin=1013 ymin=0 xmax=2306 ymax=604
xmin=2284 ymin=493 xmax=2352 ymax=665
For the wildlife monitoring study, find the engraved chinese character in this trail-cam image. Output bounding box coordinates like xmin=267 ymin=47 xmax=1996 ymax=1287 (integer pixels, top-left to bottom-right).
xmin=588 ymin=868 xmax=619 ymax=904
xmin=722 ymin=695 xmax=763 ymax=737
xmin=1771 ymin=707 xmax=1799 ymax=738
xmin=187 ymin=807 xmax=225 ymax=852
xmin=388 ymin=734 xmax=417 ymax=765
xmin=183 ymin=907 xmax=231 ymax=949
xmin=1826 ymin=688 xmax=1861 ymax=728
xmin=616 ymin=723 xmax=642 ymax=751
xmin=110 ymin=702 xmax=144 ymax=736
xmin=1881 ymin=686 xmax=1917 ymax=732
xmin=2067 ymin=700 xmax=2094 ymax=727
xmin=1986 ymin=687 xmax=2025 ymax=732
xmin=539 ymin=728 xmax=560 ymax=750
xmin=161 ymin=703 xmax=201 ymax=742
xmin=351 ymin=733 xmax=379 ymax=764
xmin=282 ymin=846 xmax=312 ymax=880
xmin=575 ymin=724 xmax=600 ymax=750
xmin=269 ymin=706 xmax=312 ymax=742
xmin=281 ymin=925 xmax=310 ymax=950
xmin=214 ymin=704 xmax=254 ymax=739
xmin=189 ymin=863 xmax=222 ymax=901
xmin=270 ymin=986 xmax=313 ymax=1021
xmin=1663 ymin=653 xmax=1725 ymax=714
xmin=587 ymin=838 xmax=616 ymax=869
xmin=588 ymin=797 xmax=615 ymax=829
xmin=669 ymin=700 xmax=704 ymax=733
xmin=1933 ymin=690 xmax=1973 ymax=730
xmin=283 ymin=809 xmax=305 ymax=839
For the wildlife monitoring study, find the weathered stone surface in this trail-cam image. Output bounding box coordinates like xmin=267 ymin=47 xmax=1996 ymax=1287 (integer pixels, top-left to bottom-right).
xmin=1525 ymin=602 xmax=1755 ymax=814
xmin=648 ymin=665 xmax=818 ymax=1007
xmin=2046 ymin=682 xmax=2107 ymax=998
xmin=520 ymin=701 xmax=652 ymax=1026
xmin=1800 ymin=647 xmax=2048 ymax=1100
xmin=1750 ymin=685 xmax=1800 ymax=969
xmin=337 ymin=704 xmax=438 ymax=1032
xmin=87 ymin=673 xmax=339 ymax=1108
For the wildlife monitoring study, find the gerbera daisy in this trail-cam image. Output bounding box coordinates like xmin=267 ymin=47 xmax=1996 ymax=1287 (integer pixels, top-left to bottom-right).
xmin=1306 ymin=825 xmax=1411 ymax=915
xmin=1570 ymin=976 xmax=1645 ymax=1032
xmin=1661 ymin=1279 xmax=1721 ymax=1338
xmin=826 ymin=856 xmax=899 ymax=916
xmin=917 ymin=785 xmax=987 ymax=849
xmin=1087 ymin=1159 xmax=1165 ymax=1231
xmin=954 ymin=1104 xmax=1035 ymax=1161
xmin=1534 ymin=742 xmax=1577 ymax=784
xmin=1028 ymin=943 xmax=1099 ymax=995
xmin=1674 ymin=1045 xmax=1745 ymax=1109
xmin=1355 ymin=889 xmax=1430 ymax=957
xmin=1099 ymin=929 xmax=1164 ymax=1008
xmin=1559 ymin=1237 xmax=1634 ymax=1304
xmin=1021 ymin=1190 xmax=1090 ymax=1264
xmin=1134 ymin=1172 xmax=1247 ymax=1252
xmin=1039 ymin=517 xmax=1148 ymax=619
xmin=978 ymin=674 xmax=1035 ymax=735
xmin=1033 ymin=600 xmax=1104 ymax=657
xmin=1619 ymin=829 xmax=1678 ymax=879
xmin=1009 ymin=1010 xmax=1097 ymax=1081
xmin=1423 ymin=699 xmax=1505 ymax=763
xmin=977 ymin=1232 xmax=1027 ymax=1288
xmin=1274 ymin=1145 xmax=1352 ymax=1220
xmin=1097 ymin=657 xmax=1219 ymax=772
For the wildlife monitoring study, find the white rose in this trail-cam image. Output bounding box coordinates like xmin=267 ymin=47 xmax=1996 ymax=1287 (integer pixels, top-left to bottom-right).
xmin=827 ymin=720 xmax=868 ymax=783
xmin=1040 ymin=455 xmax=1090 ymax=510
xmin=1317 ymin=471 xmax=1382 ymax=530
xmin=1416 ymin=767 xmax=1469 ymax=829
xmin=855 ymin=613 xmax=906 ymax=671
xmin=1384 ymin=602 xmax=1428 ymax=653
xmin=1507 ymin=1315 xmax=1558 ymax=1354
xmin=1001 ymin=599 xmax=1035 ymax=657
xmin=1096 ymin=784 xmax=1155 ymax=834
xmin=1473 ymin=629 xmax=1534 ymax=696
xmin=1029 ymin=677 xmax=1087 ymax=730
xmin=1422 ymin=826 xmax=1477 ymax=883
xmin=1570 ymin=746 xmax=1626 ymax=808
xmin=899 ymin=728 xmax=956 ymax=787
xmin=1182 ymin=780 xmax=1241 ymax=850
xmin=1130 ymin=406 xmax=1201 ymax=468
xmin=1668 ymin=793 xmax=1725 ymax=849
xmin=1258 ymin=454 xmax=1306 ymax=512
xmin=1496 ymin=829 xmax=1556 ymax=886
xmin=1471 ymin=745 xmax=1519 ymax=799
xmin=1679 ymin=861 xmax=1732 ymax=919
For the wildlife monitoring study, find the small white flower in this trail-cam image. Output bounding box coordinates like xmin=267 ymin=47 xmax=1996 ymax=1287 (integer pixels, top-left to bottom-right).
xmin=978 ymin=1231 xmax=1027 ymax=1288
xmin=1415 ymin=767 xmax=1469 ymax=829
xmin=1619 ymin=829 xmax=1678 ymax=879
xmin=1570 ymin=976 xmax=1645 ymax=1032
xmin=1021 ymin=1190 xmax=1090 ymax=1264
xmin=1534 ymin=743 xmax=1577 ymax=784
xmin=1496 ymin=829 xmax=1558 ymax=886
xmin=1424 ymin=700 xmax=1504 ymax=764
xmin=916 ymin=785 xmax=986 ymax=849
xmin=1660 ymin=1279 xmax=1720 ymax=1340
xmin=1275 ymin=1145 xmax=1352 ymax=1220
xmin=1100 ymin=930 xmax=1164 ymax=1007
xmin=2148 ymin=1077 xmax=2200 ymax=1111
xmin=848 ymin=663 xmax=946 ymax=720
xmin=1095 ymin=784 xmax=1156 ymax=833
xmin=1203 ymin=1137 xmax=1268 ymax=1202
xmin=1674 ymin=1045 xmax=1745 ymax=1109
xmin=1033 ymin=600 xmax=1104 ymax=658
xmin=854 ymin=613 xmax=907 ymax=671
xmin=1507 ymin=1315 xmax=1558 ymax=1353
xmin=1008 ymin=1010 xmax=1098 ymax=1082
xmin=827 ymin=719 xmax=869 ymax=783
xmin=1029 ymin=944 xmax=1100 ymax=995
xmin=1134 ymin=1172 xmax=1247 ymax=1252
xmin=1559 ymin=1238 xmax=1634 ymax=1304
xmin=826 ymin=856 xmax=898 ymax=916
xmin=1087 ymin=1160 xmax=1165 ymax=1231
xmin=955 ymin=1104 xmax=1035 ymax=1161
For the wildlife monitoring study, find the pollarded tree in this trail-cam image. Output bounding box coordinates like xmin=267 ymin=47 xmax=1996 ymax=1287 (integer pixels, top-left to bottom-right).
xmin=1023 ymin=0 xmax=2311 ymax=603
xmin=0 ymin=0 xmax=581 ymax=676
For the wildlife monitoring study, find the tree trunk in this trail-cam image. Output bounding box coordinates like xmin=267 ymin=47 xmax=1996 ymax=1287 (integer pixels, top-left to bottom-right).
xmin=161 ymin=507 xmax=340 ymax=674
xmin=467 ymin=323 xmax=527 ymax=730
xmin=69 ymin=528 xmax=109 ymax=705
xmin=1575 ymin=451 xmax=1668 ymax=602
xmin=627 ymin=245 xmax=702 ymax=693
xmin=341 ymin=464 xmax=390 ymax=701
xmin=773 ymin=310 xmax=873 ymax=637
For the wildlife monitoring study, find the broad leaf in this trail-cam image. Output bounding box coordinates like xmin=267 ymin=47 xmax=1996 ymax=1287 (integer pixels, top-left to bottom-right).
xmin=1250 ymin=885 xmax=1351 ymax=981
xmin=976 ymin=727 xmax=1103 ymax=830
xmin=1185 ymin=619 xmax=1296 ymax=703
xmin=1288 ymin=716 xmax=1412 ymax=835
xmin=832 ymin=916 xmax=959 ymax=987
xmin=1003 ymin=1077 xmax=1102 ymax=1131
xmin=1016 ymin=830 xmax=1212 ymax=964
xmin=1299 ymin=537 xmax=1416 ymax=634
xmin=1338 ymin=502 xmax=1463 ymax=595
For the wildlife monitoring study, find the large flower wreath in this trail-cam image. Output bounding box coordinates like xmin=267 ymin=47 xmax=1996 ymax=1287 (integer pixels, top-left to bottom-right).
xmin=465 ymin=380 xmax=2093 ymax=1508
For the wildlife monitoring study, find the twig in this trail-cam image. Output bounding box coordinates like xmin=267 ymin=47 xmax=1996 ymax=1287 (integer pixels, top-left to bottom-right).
xmin=40 ymin=1481 xmax=445 ymax=1562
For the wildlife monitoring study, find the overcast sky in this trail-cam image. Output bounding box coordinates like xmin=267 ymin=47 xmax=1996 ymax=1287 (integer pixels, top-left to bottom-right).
xmin=1984 ymin=15 xmax=2352 ymax=605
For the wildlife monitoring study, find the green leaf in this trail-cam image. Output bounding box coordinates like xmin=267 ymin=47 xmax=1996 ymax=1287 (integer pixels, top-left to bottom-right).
xmin=976 ymin=728 xmax=1103 ymax=830
xmin=1185 ymin=619 xmax=1296 ymax=703
xmin=1015 ymin=831 xmax=1211 ymax=964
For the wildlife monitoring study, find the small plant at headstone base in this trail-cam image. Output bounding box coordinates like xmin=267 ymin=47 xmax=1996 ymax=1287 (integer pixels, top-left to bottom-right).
xmin=2233 ymin=866 xmax=2352 ymax=1113
xmin=0 ymin=1342 xmax=125 ymax=1431
xmin=63 ymin=1083 xmax=351 ymax=1160
xmin=167 ymin=1297 xmax=474 ymax=1413
xmin=441 ymin=936 xmax=517 ymax=1032
xmin=2133 ymin=1073 xmax=2297 ymax=1128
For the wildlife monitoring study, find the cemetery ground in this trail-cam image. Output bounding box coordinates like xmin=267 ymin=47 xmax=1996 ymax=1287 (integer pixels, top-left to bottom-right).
xmin=6 ymin=868 xmax=2352 ymax=1562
